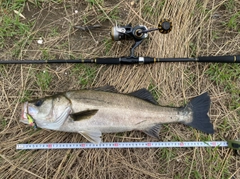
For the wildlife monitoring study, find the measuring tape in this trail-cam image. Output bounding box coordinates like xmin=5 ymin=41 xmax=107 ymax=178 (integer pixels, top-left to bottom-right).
xmin=16 ymin=141 xmax=240 ymax=150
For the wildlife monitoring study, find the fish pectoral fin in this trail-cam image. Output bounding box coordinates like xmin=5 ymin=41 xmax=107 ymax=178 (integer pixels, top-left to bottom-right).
xmin=143 ymin=124 xmax=161 ymax=139
xmin=70 ymin=109 xmax=98 ymax=121
xmin=128 ymin=88 xmax=158 ymax=105
xmin=79 ymin=129 xmax=102 ymax=144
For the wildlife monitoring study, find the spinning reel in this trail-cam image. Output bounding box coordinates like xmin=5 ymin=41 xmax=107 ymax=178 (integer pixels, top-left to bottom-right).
xmin=110 ymin=19 xmax=172 ymax=57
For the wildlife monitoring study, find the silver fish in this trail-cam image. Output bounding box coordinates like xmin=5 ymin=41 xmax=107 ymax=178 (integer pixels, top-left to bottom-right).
xmin=20 ymin=86 xmax=214 ymax=144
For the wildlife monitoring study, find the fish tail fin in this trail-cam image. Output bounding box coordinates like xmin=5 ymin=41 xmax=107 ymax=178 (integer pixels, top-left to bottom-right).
xmin=182 ymin=92 xmax=214 ymax=134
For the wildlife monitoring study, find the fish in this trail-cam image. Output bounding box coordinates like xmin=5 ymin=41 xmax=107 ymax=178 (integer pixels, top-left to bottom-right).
xmin=20 ymin=86 xmax=214 ymax=144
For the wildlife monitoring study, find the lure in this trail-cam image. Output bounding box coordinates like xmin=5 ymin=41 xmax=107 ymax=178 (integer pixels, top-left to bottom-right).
xmin=26 ymin=113 xmax=37 ymax=130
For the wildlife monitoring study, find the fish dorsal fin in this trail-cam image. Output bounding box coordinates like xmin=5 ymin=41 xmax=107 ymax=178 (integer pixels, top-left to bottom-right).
xmin=143 ymin=124 xmax=161 ymax=139
xmin=128 ymin=88 xmax=158 ymax=105
xmin=79 ymin=129 xmax=102 ymax=144
xmin=70 ymin=109 xmax=98 ymax=121
xmin=92 ymin=85 xmax=118 ymax=93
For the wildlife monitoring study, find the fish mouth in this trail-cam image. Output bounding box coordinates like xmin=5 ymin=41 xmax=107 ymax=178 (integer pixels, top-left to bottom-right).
xmin=20 ymin=102 xmax=28 ymax=124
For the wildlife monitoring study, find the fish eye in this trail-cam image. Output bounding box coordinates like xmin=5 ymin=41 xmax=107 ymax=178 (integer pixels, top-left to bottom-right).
xmin=34 ymin=99 xmax=44 ymax=107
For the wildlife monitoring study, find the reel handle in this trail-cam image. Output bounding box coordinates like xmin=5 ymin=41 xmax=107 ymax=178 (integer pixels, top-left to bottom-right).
xmin=140 ymin=19 xmax=172 ymax=34
xmin=158 ymin=19 xmax=172 ymax=34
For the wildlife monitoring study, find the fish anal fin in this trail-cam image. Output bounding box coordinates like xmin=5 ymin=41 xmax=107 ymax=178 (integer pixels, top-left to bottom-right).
xmin=79 ymin=129 xmax=102 ymax=144
xmin=143 ymin=124 xmax=161 ymax=139
xmin=70 ymin=109 xmax=98 ymax=121
xmin=128 ymin=88 xmax=158 ymax=105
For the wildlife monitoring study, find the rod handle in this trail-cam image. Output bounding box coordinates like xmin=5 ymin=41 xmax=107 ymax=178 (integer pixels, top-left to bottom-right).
xmin=198 ymin=56 xmax=240 ymax=63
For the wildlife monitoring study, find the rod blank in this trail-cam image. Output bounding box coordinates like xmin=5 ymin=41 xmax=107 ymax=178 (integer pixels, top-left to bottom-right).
xmin=0 ymin=55 xmax=239 ymax=64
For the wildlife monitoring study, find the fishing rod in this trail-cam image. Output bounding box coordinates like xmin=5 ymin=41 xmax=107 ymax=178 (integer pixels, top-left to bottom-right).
xmin=1 ymin=19 xmax=240 ymax=64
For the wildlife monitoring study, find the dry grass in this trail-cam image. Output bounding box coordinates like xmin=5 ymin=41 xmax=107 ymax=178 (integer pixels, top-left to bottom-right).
xmin=0 ymin=0 xmax=239 ymax=178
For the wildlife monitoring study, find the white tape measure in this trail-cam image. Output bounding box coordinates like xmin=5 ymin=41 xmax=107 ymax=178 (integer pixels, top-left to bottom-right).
xmin=16 ymin=141 xmax=229 ymax=150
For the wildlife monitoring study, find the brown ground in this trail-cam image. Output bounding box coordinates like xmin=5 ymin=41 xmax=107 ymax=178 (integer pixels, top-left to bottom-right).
xmin=0 ymin=0 xmax=239 ymax=179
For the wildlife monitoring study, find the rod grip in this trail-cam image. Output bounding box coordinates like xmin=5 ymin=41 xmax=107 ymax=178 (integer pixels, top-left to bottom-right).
xmin=198 ymin=56 xmax=240 ymax=63
xmin=96 ymin=58 xmax=120 ymax=64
